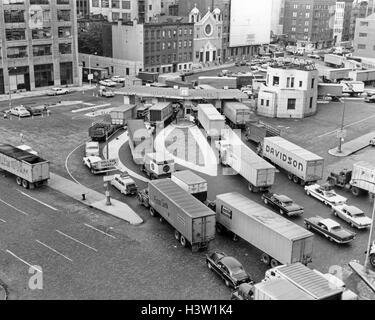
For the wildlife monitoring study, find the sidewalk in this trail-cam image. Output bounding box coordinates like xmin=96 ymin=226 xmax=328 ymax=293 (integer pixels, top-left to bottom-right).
xmin=328 ymin=131 xmax=375 ymax=157
xmin=48 ymin=172 xmax=143 ymax=225
xmin=0 ymin=85 xmax=95 ymax=102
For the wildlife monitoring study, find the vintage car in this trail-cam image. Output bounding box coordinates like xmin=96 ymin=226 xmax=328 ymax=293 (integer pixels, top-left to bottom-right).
xmin=206 ymin=250 xmax=253 ymax=288
xmin=111 ymin=173 xmax=138 ymax=196
xmin=331 ymin=205 xmax=372 ymax=229
xmin=261 ymin=192 xmax=304 ymax=216
xmin=9 ymin=106 xmax=30 ymax=117
xmin=111 ymin=75 xmax=125 ymax=83
xmin=47 ymin=87 xmax=70 ymax=96
xmin=304 ymin=216 xmax=356 ymax=244
xmin=99 ymin=79 xmax=117 ymax=87
xmin=304 ymin=184 xmax=347 ymax=207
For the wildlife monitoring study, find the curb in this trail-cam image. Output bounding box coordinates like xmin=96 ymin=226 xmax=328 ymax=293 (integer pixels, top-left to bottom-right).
xmin=0 ymin=284 xmax=8 ymax=300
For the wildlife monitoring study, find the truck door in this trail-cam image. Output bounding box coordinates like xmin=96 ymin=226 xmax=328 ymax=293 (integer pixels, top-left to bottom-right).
xmin=192 ymin=217 xmax=206 ymax=244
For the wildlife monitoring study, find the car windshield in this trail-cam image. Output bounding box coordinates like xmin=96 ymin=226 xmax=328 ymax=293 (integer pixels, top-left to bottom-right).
xmin=352 ymin=212 xmax=365 ymax=218
xmin=283 ymin=201 xmax=293 ymax=206
xmin=230 ymin=266 xmax=245 ymax=276
xmin=324 ymin=191 xmax=336 ymax=197
xmin=87 ymin=146 xmax=98 ymax=150
xmin=331 ymin=226 xmax=342 ymax=231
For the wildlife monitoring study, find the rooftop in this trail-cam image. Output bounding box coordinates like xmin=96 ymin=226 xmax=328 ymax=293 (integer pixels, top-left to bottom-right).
xmin=268 ymin=59 xmax=317 ymax=71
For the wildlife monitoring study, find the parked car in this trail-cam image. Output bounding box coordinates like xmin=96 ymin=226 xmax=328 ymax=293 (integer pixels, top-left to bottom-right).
xmin=331 ymin=204 xmax=372 ymax=229
xmin=364 ymin=95 xmax=375 ymax=103
xmin=206 ymin=250 xmax=253 ymax=288
xmin=261 ymin=192 xmax=304 ymax=216
xmin=98 ymin=86 xmax=115 ymax=97
xmin=111 ymin=172 xmax=138 ymax=196
xmin=304 ymin=216 xmax=356 ymax=244
xmin=99 ymin=79 xmax=117 ymax=87
xmin=24 ymin=104 xmax=47 ymax=116
xmin=304 ymin=184 xmax=347 ymax=207
xmin=9 ymin=106 xmax=30 ymax=117
xmin=111 ymin=75 xmax=125 ymax=83
xmin=47 ymin=87 xmax=70 ymax=96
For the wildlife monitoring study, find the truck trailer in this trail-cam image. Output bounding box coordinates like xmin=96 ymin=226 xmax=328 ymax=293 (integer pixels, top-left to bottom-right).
xmin=109 ymin=105 xmax=135 ymax=126
xmin=197 ymin=104 xmax=226 ymax=139
xmin=222 ymin=102 xmax=252 ymax=129
xmin=245 ymin=120 xmax=281 ymax=144
xmin=148 ymin=179 xmax=216 ymax=252
xmin=324 ymin=54 xmax=345 ymax=68
xmin=261 ymin=136 xmax=324 ymax=185
xmin=141 ymin=152 xmax=175 ymax=179
xmin=0 ymin=144 xmax=50 ymax=189
xmin=214 ymin=192 xmax=314 ymax=267
xmin=171 ymin=170 xmax=208 ymax=202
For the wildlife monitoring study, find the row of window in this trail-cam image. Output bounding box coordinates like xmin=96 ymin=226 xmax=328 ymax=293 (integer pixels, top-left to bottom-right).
xmin=145 ymin=28 xmax=193 ymax=40
xmin=3 ymin=0 xmax=70 ymax=4
xmin=270 ymin=76 xmax=315 ymax=89
xmin=5 ymin=27 xmax=72 ymax=41
xmin=260 ymin=97 xmax=313 ymax=110
xmin=145 ymin=40 xmax=193 ymax=51
xmin=357 ymin=44 xmax=375 ymax=50
xmin=3 ymin=9 xmax=71 ymax=23
xmin=92 ymin=0 xmax=131 ymax=9
xmin=145 ymin=52 xmax=193 ymax=66
xmin=5 ymin=43 xmax=72 ymax=58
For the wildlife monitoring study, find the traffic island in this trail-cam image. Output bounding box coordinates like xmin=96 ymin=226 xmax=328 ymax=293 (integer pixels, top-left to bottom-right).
xmin=328 ymin=131 xmax=375 ymax=157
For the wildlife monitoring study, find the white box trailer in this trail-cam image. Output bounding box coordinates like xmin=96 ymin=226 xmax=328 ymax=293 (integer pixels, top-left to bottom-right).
xmin=148 ymin=179 xmax=216 ymax=252
xmin=341 ymin=80 xmax=364 ymax=96
xmin=350 ymin=161 xmax=375 ymax=196
xmin=262 ymin=136 xmax=324 ymax=185
xmin=142 ymin=152 xmax=175 ymax=179
xmin=324 ymin=54 xmax=345 ymax=67
xmin=171 ymin=170 xmax=208 ymax=202
xmin=222 ymin=102 xmax=252 ymax=128
xmin=109 ymin=105 xmax=135 ymax=126
xmin=0 ymin=143 xmax=50 ymax=189
xmin=215 ymin=192 xmax=314 ymax=266
xmin=197 ymin=104 xmax=226 ymax=138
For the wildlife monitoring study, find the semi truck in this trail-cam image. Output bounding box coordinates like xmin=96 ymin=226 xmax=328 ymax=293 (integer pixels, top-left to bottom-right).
xmin=109 ymin=105 xmax=135 ymax=126
xmin=327 ymin=161 xmax=375 ymax=197
xmin=88 ymin=122 xmax=118 ymax=142
xmin=218 ymin=128 xmax=276 ymax=192
xmin=146 ymin=178 xmax=216 ymax=252
xmin=317 ymin=83 xmax=343 ymax=99
xmin=261 ymin=136 xmax=324 ymax=185
xmin=197 ymin=104 xmax=226 ymax=139
xmin=0 ymin=143 xmax=50 ymax=189
xmin=214 ymin=192 xmax=314 ymax=267
xmin=82 ymin=156 xmax=118 ymax=174
xmin=263 ymin=263 xmax=344 ymax=300
xmin=141 ymin=152 xmax=175 ymax=179
xmin=341 ymin=80 xmax=365 ymax=97
xmin=222 ymin=102 xmax=252 ymax=129
xmin=324 ymin=54 xmax=345 ymax=68
xmin=137 ymin=71 xmax=159 ymax=84
xmin=245 ymin=120 xmax=281 ymax=144
xmin=171 ymin=170 xmax=208 ymax=202
xmin=148 ymin=102 xmax=174 ymax=128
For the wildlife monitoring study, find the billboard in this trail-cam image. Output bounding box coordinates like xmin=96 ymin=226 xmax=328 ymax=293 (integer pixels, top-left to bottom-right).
xmin=230 ymin=0 xmax=272 ymax=47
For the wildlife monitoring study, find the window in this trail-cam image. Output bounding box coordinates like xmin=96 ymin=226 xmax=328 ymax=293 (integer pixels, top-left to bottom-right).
xmin=287 ymin=77 xmax=294 ymax=88
xmin=59 ymin=43 xmax=72 ymax=54
xmin=266 ymin=100 xmax=270 ymax=107
xmin=357 ymin=44 xmax=366 ymax=49
xmin=273 ymin=76 xmax=279 ymax=86
xmin=58 ymin=26 xmax=71 ymax=38
xmin=112 ymin=12 xmax=120 ymax=21
xmin=57 ymin=0 xmax=69 ymax=3
xmin=101 ymin=0 xmax=109 ymax=8
xmin=122 ymin=0 xmax=130 ymax=9
xmin=34 ymin=64 xmax=54 ymax=88
xmin=179 ymin=41 xmax=182 ymax=48
xmin=7 ymin=46 xmax=28 ymax=59
xmin=57 ymin=10 xmax=70 ymax=21
xmin=261 ymin=99 xmax=264 ymax=106
xmin=299 ymin=81 xmax=303 ymax=87
xmin=32 ymin=28 xmax=52 ymax=40
xmin=309 ymin=97 xmax=313 ymax=109
xmin=6 ymin=29 xmax=26 ymax=41
xmin=122 ymin=12 xmax=131 ymax=21
xmin=359 ymin=33 xmax=367 ymax=37
xmin=360 ymin=21 xmax=368 ymax=27
xmin=287 ymin=98 xmax=296 ymax=110
xmin=293 ymin=12 xmax=297 ymax=17
xmin=33 ymin=44 xmax=52 ymax=56
xmin=4 ymin=10 xmax=25 ymax=23
xmin=111 ymin=0 xmax=120 ymax=8
xmin=311 ymin=78 xmax=315 ymax=88
xmin=92 ymin=0 xmax=99 ymax=6
xmin=305 ymin=13 xmax=310 ymax=18
xmin=30 ymin=0 xmax=49 ymax=3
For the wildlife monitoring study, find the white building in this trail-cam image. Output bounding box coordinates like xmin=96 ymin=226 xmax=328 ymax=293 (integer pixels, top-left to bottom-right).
xmin=271 ymin=0 xmax=285 ymax=36
xmin=333 ymin=2 xmax=346 ymax=45
xmin=257 ymin=61 xmax=319 ymax=119
xmin=189 ymin=6 xmax=223 ymax=64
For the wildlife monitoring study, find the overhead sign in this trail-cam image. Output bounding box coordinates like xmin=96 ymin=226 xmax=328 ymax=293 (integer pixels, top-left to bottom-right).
xmin=88 ymin=74 xmax=94 ymax=80
xmin=336 ymin=129 xmax=347 ymax=139
xmin=103 ymin=175 xmax=115 ymax=182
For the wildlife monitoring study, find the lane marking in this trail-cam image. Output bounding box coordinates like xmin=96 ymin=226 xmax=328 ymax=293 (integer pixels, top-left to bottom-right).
xmin=18 ymin=190 xmax=58 ymax=211
xmin=0 ymin=218 xmax=6 ymax=223
xmin=84 ymin=223 xmax=116 ymax=239
xmin=56 ymin=230 xmax=98 ymax=252
xmin=317 ymin=114 xmax=375 ymax=138
xmin=35 ymin=240 xmax=73 ymax=262
xmin=0 ymin=198 xmax=29 ymax=216
xmin=65 ymin=142 xmax=86 ymax=185
xmin=6 ymin=250 xmax=42 ymax=273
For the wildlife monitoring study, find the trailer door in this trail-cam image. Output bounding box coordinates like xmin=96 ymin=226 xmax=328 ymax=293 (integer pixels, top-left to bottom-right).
xmin=192 ymin=216 xmax=215 ymax=244
xmin=306 ymin=160 xmax=324 ymax=181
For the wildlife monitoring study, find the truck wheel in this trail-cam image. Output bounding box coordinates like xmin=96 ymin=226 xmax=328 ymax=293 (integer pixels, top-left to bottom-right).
xmin=351 ymin=187 xmax=361 ymax=197
xmin=137 ymin=194 xmax=142 ymax=204
xmin=263 ymin=198 xmax=268 ymax=205
xmin=261 ymin=253 xmax=270 ymax=265
xmin=16 ymin=177 xmax=22 ymax=186
xmin=370 ymin=255 xmax=375 ymax=268
xmin=270 ymin=259 xmax=279 ymax=268
xmin=180 ymin=235 xmax=187 ymax=247
xmin=306 ymin=224 xmax=311 ymax=230
xmin=22 ymin=179 xmax=29 ymax=189
xmin=332 ymin=209 xmax=337 ymax=216
xmin=174 ymin=230 xmax=180 ymax=241
xmin=248 ymin=184 xmax=254 ymax=192
xmin=306 ymin=190 xmax=310 ymax=196
xmin=279 ymin=209 xmax=284 ymax=215
xmin=350 ymin=222 xmax=355 ymax=228
xmin=207 ymin=261 xmax=212 ymax=269
xmin=293 ymin=176 xmax=300 ymax=184
xmin=216 ymin=224 xmax=223 ymax=234
xmin=288 ymin=174 xmax=293 ymax=181
xmin=149 ymin=207 xmax=156 ymax=217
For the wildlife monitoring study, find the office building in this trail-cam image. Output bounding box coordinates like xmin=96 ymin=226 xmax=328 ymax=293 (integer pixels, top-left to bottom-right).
xmin=333 ymin=0 xmax=353 ymax=45
xmin=350 ymin=0 xmax=374 ymax=40
xmin=353 ymin=12 xmax=375 ymax=58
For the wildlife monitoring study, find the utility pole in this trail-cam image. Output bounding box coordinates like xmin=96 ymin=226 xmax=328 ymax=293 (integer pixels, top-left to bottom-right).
xmin=337 ymin=98 xmax=346 ymax=153
xmin=364 ymin=200 xmax=375 ymax=268
xmin=105 ymin=131 xmax=112 ymax=206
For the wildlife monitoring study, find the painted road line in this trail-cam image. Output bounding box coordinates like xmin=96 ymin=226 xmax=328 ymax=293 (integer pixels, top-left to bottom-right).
xmin=71 ymin=103 xmax=111 ymax=113
xmin=65 ymin=142 xmax=86 ymax=185
xmin=35 ymin=240 xmax=73 ymax=262
xmin=84 ymin=223 xmax=116 ymax=239
xmin=18 ymin=190 xmax=58 ymax=211
xmin=317 ymin=114 xmax=375 ymax=138
xmin=0 ymin=198 xmax=29 ymax=216
xmin=0 ymin=218 xmax=6 ymax=223
xmin=6 ymin=250 xmax=42 ymax=273
xmin=56 ymin=230 xmax=98 ymax=252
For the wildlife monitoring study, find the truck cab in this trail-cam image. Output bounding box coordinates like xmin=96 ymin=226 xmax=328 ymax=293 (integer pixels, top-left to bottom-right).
xmin=231 ymin=283 xmax=254 ymax=300
xmin=141 ymin=152 xmax=175 ymax=179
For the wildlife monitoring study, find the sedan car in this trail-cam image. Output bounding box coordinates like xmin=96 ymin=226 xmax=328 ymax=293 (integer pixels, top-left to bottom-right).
xmin=47 ymin=87 xmax=70 ymax=96
xmin=364 ymin=95 xmax=375 ymax=103
xmin=331 ymin=204 xmax=372 ymax=229
xmin=111 ymin=75 xmax=125 ymax=83
xmin=99 ymin=79 xmax=117 ymax=87
xmin=262 ymin=192 xmax=304 ymax=216
xmin=307 ymin=53 xmax=321 ymax=59
xmin=304 ymin=216 xmax=356 ymax=244
xmin=206 ymin=251 xmax=253 ymax=288
xmin=304 ymin=184 xmax=347 ymax=207
xmin=9 ymin=106 xmax=30 ymax=117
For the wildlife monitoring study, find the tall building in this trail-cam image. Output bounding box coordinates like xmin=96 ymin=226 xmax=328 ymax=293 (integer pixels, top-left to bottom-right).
xmin=0 ymin=0 xmax=80 ymax=94
xmin=271 ymin=0 xmax=285 ymax=36
xmin=353 ymin=12 xmax=375 ymax=58
xmin=77 ymin=0 xmax=90 ymax=17
xmin=112 ymin=17 xmax=194 ymax=73
xmin=333 ymin=0 xmax=354 ymax=45
xmin=350 ymin=0 xmax=374 ymax=40
xmin=283 ymin=0 xmax=336 ymax=49
xmin=89 ymin=0 xmax=137 ymax=22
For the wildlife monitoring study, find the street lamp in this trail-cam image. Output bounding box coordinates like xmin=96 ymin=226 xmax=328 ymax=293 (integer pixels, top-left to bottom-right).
xmin=337 ymin=97 xmax=346 ymax=153
xmin=88 ymin=51 xmax=97 ymax=88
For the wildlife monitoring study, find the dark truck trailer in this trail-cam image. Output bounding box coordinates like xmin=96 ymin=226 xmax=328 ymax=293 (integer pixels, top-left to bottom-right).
xmin=148 ymin=179 xmax=216 ymax=252
xmin=137 ymin=71 xmax=159 ymax=84
xmin=88 ymin=122 xmax=119 ymax=142
xmin=245 ymin=120 xmax=281 ymax=144
xmin=0 ymin=143 xmax=50 ymax=189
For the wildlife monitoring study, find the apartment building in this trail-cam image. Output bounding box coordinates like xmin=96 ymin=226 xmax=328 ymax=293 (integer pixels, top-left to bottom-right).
xmin=77 ymin=0 xmax=90 ymax=17
xmin=0 ymin=0 xmax=80 ymax=94
xmin=353 ymin=12 xmax=375 ymax=58
xmin=333 ymin=0 xmax=354 ymax=45
xmin=350 ymin=0 xmax=374 ymax=40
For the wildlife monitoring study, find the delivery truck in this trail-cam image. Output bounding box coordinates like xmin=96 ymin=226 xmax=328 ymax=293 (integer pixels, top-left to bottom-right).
xmin=264 ymin=263 xmax=344 ymax=300
xmin=197 ymin=104 xmax=226 ymax=139
xmin=171 ymin=170 xmax=207 ymax=202
xmin=214 ymin=192 xmax=314 ymax=267
xmin=83 ymin=156 xmax=118 ymax=174
xmin=222 ymin=102 xmax=252 ymax=129
xmin=127 ymin=119 xmax=153 ymax=165
xmin=317 ymin=83 xmax=343 ymax=99
xmin=0 ymin=143 xmax=50 ymax=189
xmin=261 ymin=136 xmax=324 ymax=185
xmin=109 ymin=105 xmax=135 ymax=126
xmin=147 ymin=178 xmax=216 ymax=252
xmin=88 ymin=122 xmax=119 ymax=142
xmin=148 ymin=102 xmax=174 ymax=128
xmin=137 ymin=71 xmax=159 ymax=84
xmin=327 ymin=161 xmax=375 ymax=197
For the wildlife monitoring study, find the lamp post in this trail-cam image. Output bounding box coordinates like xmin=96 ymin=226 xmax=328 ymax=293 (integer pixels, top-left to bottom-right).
xmin=337 ymin=98 xmax=346 ymax=153
xmin=88 ymin=51 xmax=97 ymax=88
